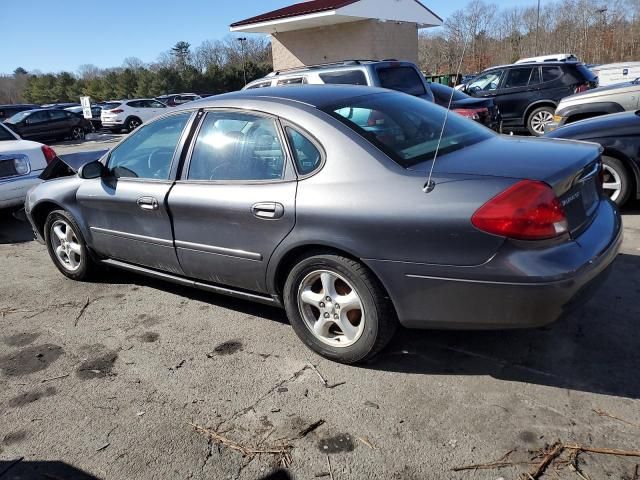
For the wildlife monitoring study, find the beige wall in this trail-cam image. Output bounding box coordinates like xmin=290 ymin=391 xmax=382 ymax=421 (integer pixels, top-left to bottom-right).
xmin=270 ymin=20 xmax=418 ymax=71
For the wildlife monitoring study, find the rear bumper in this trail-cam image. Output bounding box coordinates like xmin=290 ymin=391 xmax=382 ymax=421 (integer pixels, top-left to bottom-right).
xmin=366 ymin=199 xmax=622 ymax=329
xmin=0 ymin=173 xmax=43 ymax=209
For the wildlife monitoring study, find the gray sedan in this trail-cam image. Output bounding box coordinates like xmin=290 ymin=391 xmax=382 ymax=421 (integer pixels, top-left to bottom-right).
xmin=25 ymin=86 xmax=622 ymax=364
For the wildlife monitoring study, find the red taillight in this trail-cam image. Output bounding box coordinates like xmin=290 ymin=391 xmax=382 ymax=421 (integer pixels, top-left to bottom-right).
xmin=110 ymin=109 xmax=124 ymax=114
xmin=575 ymin=83 xmax=589 ymax=94
xmin=472 ymin=180 xmax=568 ymax=240
xmin=41 ymin=145 xmax=57 ymax=165
xmin=454 ymin=107 xmax=489 ymax=120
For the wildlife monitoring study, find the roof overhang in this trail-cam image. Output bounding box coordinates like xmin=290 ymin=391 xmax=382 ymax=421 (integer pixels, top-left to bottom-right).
xmin=230 ymin=0 xmax=442 ymax=34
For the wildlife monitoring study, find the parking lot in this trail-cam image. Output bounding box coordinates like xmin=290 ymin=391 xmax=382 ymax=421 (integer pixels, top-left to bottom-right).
xmin=1 ymin=134 xmax=639 ymax=480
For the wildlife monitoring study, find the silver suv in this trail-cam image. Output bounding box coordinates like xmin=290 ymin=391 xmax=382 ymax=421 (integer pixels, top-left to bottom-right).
xmin=244 ymin=59 xmax=435 ymax=102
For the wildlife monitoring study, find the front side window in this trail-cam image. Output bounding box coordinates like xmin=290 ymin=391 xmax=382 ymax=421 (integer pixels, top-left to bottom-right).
xmin=319 ymin=70 xmax=368 ymax=86
xmin=324 ymin=92 xmax=493 ymax=169
xmin=377 ymin=67 xmax=426 ymax=96
xmin=503 ymin=68 xmax=534 ymax=88
xmin=467 ymin=70 xmax=504 ymax=92
xmin=107 ymin=112 xmax=191 ymax=180
xmin=26 ymin=111 xmax=50 ymax=124
xmin=286 ymin=127 xmax=322 ymax=175
xmin=187 ymin=112 xmax=285 ymax=181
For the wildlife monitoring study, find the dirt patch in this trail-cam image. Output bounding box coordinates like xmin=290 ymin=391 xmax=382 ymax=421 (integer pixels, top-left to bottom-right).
xmin=211 ymin=340 xmax=243 ymax=356
xmin=317 ymin=434 xmax=356 ymax=454
xmin=0 ymin=344 xmax=64 ymax=377
xmin=7 ymin=386 xmax=57 ymax=408
xmin=137 ymin=314 xmax=162 ymax=327
xmin=140 ymin=332 xmax=159 ymax=343
xmin=3 ymin=430 xmax=29 ymax=445
xmin=3 ymin=332 xmax=41 ymax=347
xmin=76 ymin=351 xmax=118 ymax=379
xmin=519 ymin=430 xmax=537 ymax=444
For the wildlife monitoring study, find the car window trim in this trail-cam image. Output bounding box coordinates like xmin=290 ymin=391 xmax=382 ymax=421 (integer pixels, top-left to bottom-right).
xmin=279 ymin=120 xmax=326 ymax=179
xmin=177 ymin=107 xmax=296 ymax=185
xmin=104 ymin=109 xmax=198 ymax=182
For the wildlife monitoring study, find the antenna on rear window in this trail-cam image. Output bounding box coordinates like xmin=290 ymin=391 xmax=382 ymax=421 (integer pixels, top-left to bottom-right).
xmin=424 ymin=39 xmax=469 ymax=194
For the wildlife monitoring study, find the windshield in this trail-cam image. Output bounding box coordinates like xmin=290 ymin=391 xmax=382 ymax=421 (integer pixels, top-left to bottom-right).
xmin=5 ymin=111 xmax=31 ymax=124
xmin=323 ymin=92 xmax=493 ymax=168
xmin=0 ymin=124 xmax=16 ymax=141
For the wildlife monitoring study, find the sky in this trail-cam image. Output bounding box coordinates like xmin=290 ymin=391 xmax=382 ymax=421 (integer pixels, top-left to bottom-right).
xmin=1 ymin=0 xmax=526 ymax=75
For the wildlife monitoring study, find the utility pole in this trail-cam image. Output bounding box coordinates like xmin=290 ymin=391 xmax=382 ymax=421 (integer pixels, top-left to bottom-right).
xmin=535 ymin=0 xmax=541 ymax=56
xmin=237 ymin=37 xmax=247 ymax=86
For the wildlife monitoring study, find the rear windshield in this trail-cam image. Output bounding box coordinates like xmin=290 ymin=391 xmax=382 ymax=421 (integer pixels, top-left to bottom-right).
xmin=102 ymin=102 xmax=122 ymax=110
xmin=323 ymin=92 xmax=492 ymax=168
xmin=576 ymin=64 xmax=598 ymax=83
xmin=377 ymin=67 xmax=426 ymax=96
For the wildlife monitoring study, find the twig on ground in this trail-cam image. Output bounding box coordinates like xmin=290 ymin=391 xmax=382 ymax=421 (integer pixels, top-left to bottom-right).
xmin=357 ymin=436 xmax=376 ymax=450
xmin=74 ymin=296 xmax=91 ymax=326
xmin=453 ymin=448 xmax=522 ymax=471
xmin=189 ymin=423 xmax=292 ymax=459
xmin=309 ymin=363 xmax=328 ymax=387
xmin=297 ymin=420 xmax=325 ymax=439
xmin=593 ymin=408 xmax=640 ymax=429
xmin=632 ymin=464 xmax=639 ymax=480
xmin=326 ymin=455 xmax=334 ymax=480
xmin=564 ymin=445 xmax=640 ymax=457
xmin=40 ymin=374 xmax=69 ymax=383
xmin=523 ymin=442 xmax=564 ymax=479
xmin=326 ymin=381 xmax=346 ymax=389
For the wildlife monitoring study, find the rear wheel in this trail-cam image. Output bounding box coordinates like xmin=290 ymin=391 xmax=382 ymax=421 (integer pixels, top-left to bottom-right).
xmin=527 ymin=106 xmax=555 ymax=136
xmin=602 ymin=155 xmax=631 ymax=206
xmin=44 ymin=210 xmax=97 ymax=281
xmin=283 ymin=253 xmax=397 ymax=364
xmin=70 ymin=126 xmax=85 ymax=141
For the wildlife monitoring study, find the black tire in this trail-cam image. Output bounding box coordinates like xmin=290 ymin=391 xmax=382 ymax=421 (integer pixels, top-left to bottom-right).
xmin=44 ymin=210 xmax=97 ymax=281
xmin=126 ymin=117 xmax=142 ymax=132
xmin=70 ymin=126 xmax=85 ymax=141
xmin=602 ymin=155 xmax=631 ymax=206
xmin=283 ymin=253 xmax=397 ymax=364
xmin=526 ymin=106 xmax=555 ymax=136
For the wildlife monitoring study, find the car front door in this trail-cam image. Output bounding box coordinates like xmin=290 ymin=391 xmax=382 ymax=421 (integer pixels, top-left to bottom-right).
xmin=75 ymin=111 xmax=195 ymax=272
xmin=139 ymin=100 xmax=167 ymax=123
xmin=168 ymin=110 xmax=297 ymax=293
xmin=494 ymin=66 xmax=539 ymax=125
xmin=21 ymin=111 xmax=52 ymax=140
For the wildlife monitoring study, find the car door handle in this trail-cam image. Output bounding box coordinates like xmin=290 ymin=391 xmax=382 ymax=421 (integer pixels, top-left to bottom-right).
xmin=137 ymin=196 xmax=159 ymax=211
xmin=251 ymin=202 xmax=284 ymax=219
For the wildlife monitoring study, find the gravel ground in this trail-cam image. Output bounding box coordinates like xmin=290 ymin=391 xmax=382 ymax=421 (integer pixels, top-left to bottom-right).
xmin=1 ymin=135 xmax=639 ymax=479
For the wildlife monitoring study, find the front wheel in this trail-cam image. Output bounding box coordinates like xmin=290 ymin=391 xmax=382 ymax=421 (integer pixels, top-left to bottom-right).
xmin=527 ymin=106 xmax=555 ymax=136
xmin=283 ymin=253 xmax=397 ymax=364
xmin=44 ymin=210 xmax=97 ymax=281
xmin=602 ymin=155 xmax=631 ymax=206
xmin=70 ymin=126 xmax=85 ymax=141
xmin=126 ymin=118 xmax=141 ymax=132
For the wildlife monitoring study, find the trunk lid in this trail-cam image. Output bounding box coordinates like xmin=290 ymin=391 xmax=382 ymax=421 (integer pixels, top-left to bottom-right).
xmin=419 ymin=136 xmax=603 ymax=237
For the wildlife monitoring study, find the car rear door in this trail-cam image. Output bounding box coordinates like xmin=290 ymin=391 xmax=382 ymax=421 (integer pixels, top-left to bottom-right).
xmin=168 ymin=109 xmax=297 ymax=293
xmin=48 ymin=110 xmax=71 ymax=138
xmin=138 ymin=100 xmax=167 ymax=123
xmin=75 ymin=111 xmax=195 ymax=272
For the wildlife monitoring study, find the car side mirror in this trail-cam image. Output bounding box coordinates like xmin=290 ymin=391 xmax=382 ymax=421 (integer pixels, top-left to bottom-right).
xmin=79 ymin=160 xmax=106 ymax=179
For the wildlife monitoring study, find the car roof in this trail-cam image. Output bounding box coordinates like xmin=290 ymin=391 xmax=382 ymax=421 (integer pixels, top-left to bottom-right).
xmin=183 ymin=84 xmax=392 ymax=109
xmin=483 ymin=61 xmax=581 ymax=71
xmin=265 ymin=59 xmax=416 ymax=78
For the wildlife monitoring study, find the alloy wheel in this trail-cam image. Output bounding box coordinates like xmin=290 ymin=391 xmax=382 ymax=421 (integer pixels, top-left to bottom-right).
xmin=50 ymin=220 xmax=82 ymax=272
xmin=128 ymin=119 xmax=141 ymax=130
xmin=602 ymin=164 xmax=622 ymax=203
xmin=297 ymin=270 xmax=365 ymax=348
xmin=530 ymin=110 xmax=554 ymax=135
xmin=71 ymin=126 xmax=85 ymax=140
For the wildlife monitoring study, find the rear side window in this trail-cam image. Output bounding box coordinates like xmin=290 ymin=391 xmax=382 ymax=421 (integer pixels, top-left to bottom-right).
xmin=542 ymin=66 xmax=563 ymax=82
xmin=286 ymin=127 xmax=322 ymax=175
xmin=319 ymin=70 xmax=368 ymax=86
xmin=247 ymin=81 xmax=272 ymax=89
xmin=49 ymin=110 xmax=67 ymax=120
xmin=503 ymin=68 xmax=534 ymax=88
xmin=188 ymin=112 xmax=285 ymax=181
xmin=278 ymin=77 xmax=305 ymax=86
xmin=377 ymin=67 xmax=426 ymax=96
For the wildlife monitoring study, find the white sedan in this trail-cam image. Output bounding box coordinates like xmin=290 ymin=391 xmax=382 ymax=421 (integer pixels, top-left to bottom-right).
xmin=0 ymin=122 xmax=57 ymax=210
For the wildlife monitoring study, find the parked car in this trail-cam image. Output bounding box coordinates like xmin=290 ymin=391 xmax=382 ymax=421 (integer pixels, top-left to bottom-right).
xmin=0 ymin=104 xmax=39 ymax=122
xmin=100 ymin=99 xmax=167 ymax=132
xmin=65 ymin=105 xmax=103 ymax=131
xmin=460 ymin=61 xmax=598 ymax=135
xmin=244 ymin=59 xmax=435 ymax=102
xmin=429 ymin=82 xmax=502 ymax=131
xmin=591 ymin=62 xmax=640 ymax=87
xmin=545 ymin=79 xmax=640 ymax=132
xmin=546 ymin=111 xmax=640 ymax=206
xmin=156 ymin=93 xmax=202 ymax=107
xmin=26 ymin=85 xmax=621 ymax=363
xmin=4 ymin=109 xmax=91 ymax=142
xmin=0 ymin=122 xmax=57 ymax=210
